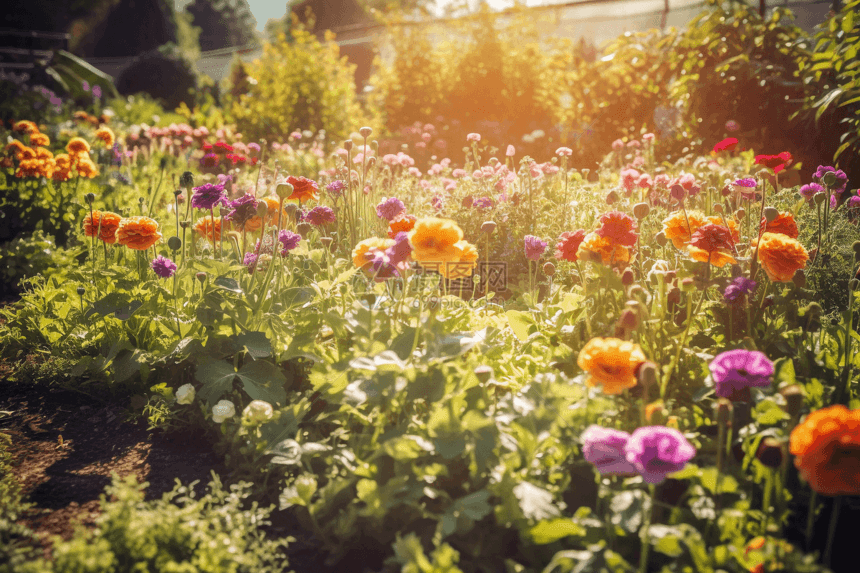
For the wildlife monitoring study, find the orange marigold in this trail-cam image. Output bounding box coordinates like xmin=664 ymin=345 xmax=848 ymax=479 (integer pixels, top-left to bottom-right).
xmin=4 ymin=140 xmax=26 ymax=156
xmin=12 ymin=120 xmax=38 ymax=134
xmin=29 ymin=132 xmax=50 ymax=147
xmin=577 ymin=337 xmax=646 ymax=395
xmin=115 ymin=216 xmax=162 ymax=250
xmin=789 ymin=405 xmax=860 ymax=496
xmin=94 ymin=126 xmax=115 ymax=148
xmin=52 ymin=154 xmax=73 ymax=182
xmin=352 ymin=237 xmax=395 ymax=272
xmin=760 ymin=212 xmax=799 ymax=239
xmin=388 ymin=213 xmax=417 ymax=238
xmin=439 ymin=240 xmax=479 ymax=279
xmin=577 ymin=232 xmax=630 ymax=265
xmin=662 ymin=210 xmax=707 ymax=249
xmin=408 ymin=217 xmax=463 ymax=269
xmin=83 ymin=210 xmax=123 ymax=244
xmin=15 ymin=159 xmax=45 ymax=178
xmin=757 ymin=232 xmax=808 ymax=282
xmin=15 ymin=146 xmax=36 ymax=161
xmin=66 ymin=137 xmax=91 ymax=155
xmin=194 ymin=216 xmax=229 ymax=242
xmin=75 ymin=157 xmax=99 ymax=178
xmin=35 ymin=147 xmax=53 ymax=160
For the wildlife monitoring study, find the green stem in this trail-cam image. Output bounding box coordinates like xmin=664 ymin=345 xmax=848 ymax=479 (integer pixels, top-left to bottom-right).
xmin=805 ymin=491 xmax=818 ymax=552
xmin=824 ymin=497 xmax=841 ymax=568
xmin=638 ymin=484 xmax=655 ymax=573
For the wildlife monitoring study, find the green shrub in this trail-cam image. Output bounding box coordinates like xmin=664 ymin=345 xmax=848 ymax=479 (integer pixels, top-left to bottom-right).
xmin=229 ymin=19 xmax=372 ymax=141
xmin=15 ymin=473 xmax=290 ymax=573
xmin=0 ymin=432 xmax=40 ymax=573
xmin=0 ymin=231 xmax=80 ymax=297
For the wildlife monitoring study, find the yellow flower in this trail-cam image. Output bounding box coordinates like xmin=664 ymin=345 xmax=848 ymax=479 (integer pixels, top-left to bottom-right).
xmin=94 ymin=126 xmax=115 ymax=148
xmin=577 ymin=337 xmax=646 ymax=395
xmin=66 ymin=137 xmax=91 ymax=155
xmin=439 ymin=240 xmax=479 ymax=279
xmin=408 ymin=217 xmax=463 ymax=270
xmin=352 ymin=237 xmax=395 ymax=272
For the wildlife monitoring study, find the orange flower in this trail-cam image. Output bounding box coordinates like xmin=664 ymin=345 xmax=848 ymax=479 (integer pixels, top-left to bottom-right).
xmin=194 ymin=216 xmax=229 ymax=242
xmin=75 ymin=157 xmax=99 ymax=178
xmin=439 ymin=240 xmax=479 ymax=279
xmin=662 ymin=210 xmax=707 ymax=249
xmin=12 ymin=120 xmax=38 ymax=134
xmin=408 ymin=217 xmax=463 ymax=269
xmin=15 ymin=146 xmax=36 ymax=161
xmin=577 ymin=232 xmax=630 ymax=265
xmin=757 ymin=232 xmax=808 ymax=282
xmin=577 ymin=337 xmax=646 ymax=395
xmin=83 ymin=210 xmax=123 ymax=244
xmin=66 ymin=137 xmax=91 ymax=155
xmin=352 ymin=237 xmax=395 ymax=272
xmin=116 ymin=216 xmax=162 ymax=250
xmin=35 ymin=147 xmax=53 ymax=160
xmin=243 ymin=197 xmax=284 ymax=232
xmin=15 ymin=159 xmax=45 ymax=178
xmin=94 ymin=126 xmax=115 ymax=148
xmin=706 ymin=216 xmax=740 ymax=243
xmin=688 ymin=223 xmax=737 ymax=267
xmin=789 ymin=405 xmax=860 ymax=496
xmin=595 ymin=211 xmax=638 ymax=247
xmin=388 ymin=213 xmax=417 ymax=238
xmin=285 ymin=176 xmax=319 ymax=203
xmin=760 ymin=212 xmax=799 ymax=239
xmin=52 ymin=154 xmax=73 ymax=182
xmin=29 ymin=132 xmax=50 ymax=147
xmin=4 ymin=140 xmax=26 ymax=156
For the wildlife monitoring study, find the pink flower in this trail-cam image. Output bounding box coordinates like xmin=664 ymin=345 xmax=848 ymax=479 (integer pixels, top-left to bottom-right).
xmin=642 ymin=133 xmax=655 ymax=142
xmin=654 ymin=174 xmax=671 ymax=189
xmin=506 ymin=145 xmax=516 ymax=157
xmin=422 ymin=132 xmax=432 ymax=142
xmin=556 ymin=147 xmax=572 ymax=157
xmin=678 ymin=173 xmax=697 ymax=191
xmin=452 ymin=169 xmax=467 ymax=178
xmin=637 ymin=174 xmax=653 ymax=189
xmin=467 ymin=133 xmax=481 ymax=142
xmin=472 ymin=170 xmax=484 ymax=179
xmin=632 ymin=156 xmax=645 ymax=168
xmin=612 ymin=139 xmax=625 ymax=151
xmin=627 ymin=140 xmax=640 ymax=148
xmin=621 ymin=168 xmax=640 ymax=192
xmin=408 ymin=167 xmax=421 ymax=177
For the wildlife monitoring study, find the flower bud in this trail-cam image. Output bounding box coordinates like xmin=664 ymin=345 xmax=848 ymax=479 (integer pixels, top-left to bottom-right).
xmin=667 ymin=286 xmax=681 ymax=307
xmin=646 ymin=402 xmax=667 ymax=424
xmin=626 ymin=284 xmax=646 ymax=301
xmin=243 ymin=399 xmax=274 ymax=424
xmin=297 ymin=222 xmax=312 ymax=238
xmin=621 ymin=268 xmax=635 ymax=286
xmin=474 ymin=365 xmax=494 ymax=383
xmin=359 ymin=126 xmax=373 ymax=138
xmin=256 ymin=202 xmax=269 ymax=219
xmin=792 ymin=269 xmax=806 ymax=288
xmin=680 ymin=277 xmax=695 ymax=292
xmin=168 ymin=236 xmax=181 ymax=251
xmin=371 ymin=140 xmax=379 ymax=152
xmin=179 ymin=171 xmax=194 ymax=190
xmin=655 ymin=232 xmax=668 ymax=247
xmin=814 ymin=192 xmax=826 ymax=206
xmin=196 ymin=272 xmax=207 ymax=283
xmin=618 ymin=308 xmax=638 ymax=330
xmin=715 ymin=398 xmax=732 ymax=425
xmin=276 ymin=183 xmax=294 ymax=200
xmin=211 ymin=399 xmax=235 ymax=423
xmin=76 ymin=286 xmax=86 ymax=296
xmin=481 ymin=221 xmax=497 ymax=234
xmin=605 ymin=190 xmax=619 ymax=205
xmin=367 ymin=156 xmax=376 ymax=168
xmin=633 ymin=203 xmax=650 ymax=220
xmin=321 ymin=236 xmax=334 ymax=251
xmin=637 ymin=361 xmax=659 ymax=390
xmin=756 ymin=437 xmax=784 ymax=468
xmin=284 ymin=203 xmax=298 ymax=219
xmin=736 ymin=208 xmax=746 ymax=220
xmin=343 ymin=139 xmax=353 ymax=151
xmin=176 ymin=383 xmax=195 ymax=405
xmin=763 ymin=206 xmax=779 ymax=223
xmin=670 ymin=184 xmax=686 ymax=202
xmin=713 ymin=203 xmax=724 ymax=214
xmin=173 ymin=189 xmax=182 ymax=197
xmin=180 ymin=220 xmax=191 ymax=229
xmin=823 ymin=171 xmax=837 ymax=188
xmin=543 ymin=262 xmax=556 ymax=276
xmin=779 ymin=385 xmax=804 ymax=419
xmin=85 ymin=192 xmax=95 ymax=205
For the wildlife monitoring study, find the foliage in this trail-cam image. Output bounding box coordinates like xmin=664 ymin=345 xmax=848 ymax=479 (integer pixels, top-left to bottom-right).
xmin=115 ymin=46 xmax=199 ymax=111
xmin=185 ymin=0 xmax=258 ymax=52
xmin=14 ymin=473 xmax=290 ymax=573
xmin=0 ymin=231 xmax=80 ymax=297
xmin=229 ymin=19 xmax=372 ymax=141
xmin=0 ymin=433 xmax=41 ymax=573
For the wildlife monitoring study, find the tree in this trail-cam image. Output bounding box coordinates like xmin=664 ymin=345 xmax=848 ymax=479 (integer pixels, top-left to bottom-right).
xmin=186 ymin=0 xmax=258 ymax=51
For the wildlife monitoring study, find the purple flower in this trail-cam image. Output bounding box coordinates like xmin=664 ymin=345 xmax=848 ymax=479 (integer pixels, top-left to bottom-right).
xmin=581 ymin=425 xmax=638 ymax=476
xmin=200 ymin=153 xmax=219 ymax=168
xmin=277 ymin=230 xmax=301 ymax=255
xmin=472 ymin=197 xmax=493 ymax=209
xmin=431 ymin=194 xmax=444 ymax=211
xmin=82 ymin=80 xmax=90 ymax=92
xmin=386 ymin=231 xmax=412 ymax=266
xmin=248 ymin=142 xmax=261 ymax=154
xmin=305 ymin=206 xmax=336 ymax=226
xmin=243 ymin=252 xmax=269 ymax=273
xmin=814 ymin=166 xmax=849 ymax=193
xmin=217 ymin=173 xmax=233 ymax=185
xmin=376 ymin=197 xmax=406 ymax=221
xmin=369 ymin=249 xmax=399 ymax=281
xmin=723 ymin=277 xmax=757 ymax=303
xmin=799 ymin=182 xmax=824 ymax=201
xmin=524 ymin=235 xmax=548 ymax=261
xmin=733 ymin=178 xmax=757 ymax=200
xmin=847 ymin=195 xmax=860 ymax=209
xmin=709 ymin=349 xmax=774 ymax=399
xmin=225 ymin=194 xmax=259 ymax=227
xmin=191 ymin=183 xmax=227 ymax=210
xmin=151 ymin=255 xmax=177 ymax=279
xmin=92 ymin=85 xmax=102 ymax=99
xmin=326 ymin=180 xmax=345 ymax=196
xmin=625 ymin=426 xmax=696 ymax=484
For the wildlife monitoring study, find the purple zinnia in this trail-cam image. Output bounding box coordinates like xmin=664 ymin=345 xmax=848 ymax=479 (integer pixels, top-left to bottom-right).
xmin=814 ymin=166 xmax=849 ymax=193
xmin=799 ymin=182 xmax=824 ymax=201
xmin=277 ymin=230 xmax=301 ymax=255
xmin=709 ymin=349 xmax=774 ymax=400
xmin=326 ymin=180 xmax=346 ymax=196
xmin=581 ymin=425 xmax=638 ymax=476
xmin=225 ymin=193 xmax=259 ymax=227
xmin=386 ymin=231 xmax=412 ymax=266
xmin=305 ymin=206 xmax=336 ymax=227
xmin=151 ymin=255 xmax=177 ymax=279
xmin=523 ymin=235 xmax=548 ymax=261
xmin=723 ymin=277 xmax=757 ymax=304
xmin=376 ymin=197 xmax=406 ymax=221
xmin=625 ymin=426 xmax=696 ymax=484
xmin=732 ymin=178 xmax=757 ymax=200
xmin=191 ymin=183 xmax=227 ymax=210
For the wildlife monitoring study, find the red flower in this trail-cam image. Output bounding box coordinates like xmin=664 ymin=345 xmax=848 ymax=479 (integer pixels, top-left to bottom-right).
xmin=286 ymin=176 xmax=319 ymax=202
xmin=690 ymin=224 xmax=735 ymax=252
xmin=754 ymin=152 xmax=792 ymax=173
xmin=713 ymin=138 xmax=738 ymax=153
xmin=555 ymin=230 xmax=587 ymax=262
xmin=595 ymin=211 xmax=638 ymax=247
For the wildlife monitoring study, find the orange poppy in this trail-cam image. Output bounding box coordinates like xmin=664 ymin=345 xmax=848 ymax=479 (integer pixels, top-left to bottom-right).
xmin=408 ymin=217 xmax=463 ymax=269
xmin=439 ymin=240 xmax=479 ymax=279
xmin=285 ymin=176 xmax=319 ymax=203
xmin=116 ymin=216 xmax=162 ymax=250
xmin=94 ymin=126 xmax=115 ymax=148
xmin=194 ymin=216 xmax=229 ymax=243
xmin=83 ymin=210 xmax=123 ymax=244
xmin=577 ymin=337 xmax=646 ymax=395
xmin=662 ymin=210 xmax=707 ymax=249
xmin=789 ymin=405 xmax=860 ymax=496
xmin=760 ymin=212 xmax=799 ymax=239
xmin=577 ymin=232 xmax=630 ymax=265
xmin=388 ymin=213 xmax=417 ymax=238
xmin=757 ymin=232 xmax=808 ymax=282
xmin=688 ymin=223 xmax=737 ymax=267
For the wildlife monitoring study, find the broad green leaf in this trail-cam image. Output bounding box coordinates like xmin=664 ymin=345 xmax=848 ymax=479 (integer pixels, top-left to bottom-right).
xmin=699 ymin=467 xmax=739 ymax=494
xmin=214 ymin=276 xmax=242 ymax=293
xmin=238 ymin=359 xmax=287 ymax=405
xmin=195 ymin=360 xmax=237 ymax=405
xmin=235 ymin=331 xmax=272 ymax=358
xmin=773 ymin=357 xmax=796 ymax=385
xmin=529 ymin=519 xmax=586 ymax=544
xmin=506 ymin=310 xmax=534 ymax=341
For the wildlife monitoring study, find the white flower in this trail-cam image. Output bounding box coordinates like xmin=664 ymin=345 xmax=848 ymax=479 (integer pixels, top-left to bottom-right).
xmin=212 ymin=400 xmax=235 ymax=423
xmin=176 ymin=383 xmax=195 ymax=405
xmin=242 ymin=400 xmax=274 ymax=424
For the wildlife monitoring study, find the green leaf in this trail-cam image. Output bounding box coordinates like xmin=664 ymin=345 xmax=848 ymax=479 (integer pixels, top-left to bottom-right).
xmin=513 ymin=481 xmax=560 ymax=521
xmin=266 ymin=439 xmax=302 ymax=465
xmin=529 ymin=519 xmax=586 ymax=544
xmin=814 ymin=88 xmax=845 ymax=121
xmin=195 ymin=360 xmax=238 ymax=405
xmin=699 ymin=467 xmax=739 ymax=494
xmin=506 ymin=310 xmax=534 ymax=341
xmin=773 ymin=357 xmax=796 ymax=385
xmin=609 ymin=490 xmax=649 ymax=532
xmin=235 ymin=331 xmax=272 ymax=358
xmin=214 ymin=276 xmax=243 ymax=293
xmin=238 ymin=359 xmax=287 ymax=406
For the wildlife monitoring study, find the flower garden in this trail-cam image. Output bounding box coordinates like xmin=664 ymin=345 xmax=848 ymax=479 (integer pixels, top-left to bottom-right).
xmin=1 ymin=1 xmax=860 ymax=573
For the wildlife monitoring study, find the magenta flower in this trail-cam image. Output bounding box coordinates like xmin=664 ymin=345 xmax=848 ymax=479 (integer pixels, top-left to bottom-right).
xmin=625 ymin=426 xmax=696 ymax=484
xmin=191 ymin=183 xmax=227 ymax=210
xmin=225 ymin=194 xmax=259 ymax=227
xmin=581 ymin=426 xmax=637 ymax=476
xmin=376 ymin=197 xmax=406 ymax=221
xmin=556 ymin=147 xmax=572 ymax=157
xmin=799 ymin=182 xmax=824 ymax=201
xmin=326 ymin=180 xmax=345 ymax=197
xmin=151 ymin=255 xmax=177 ymax=279
xmin=709 ymin=349 xmax=774 ymax=399
xmin=733 ymin=178 xmax=757 ymax=200
xmin=386 ymin=231 xmax=412 ymax=266
xmin=723 ymin=277 xmax=757 ymax=304
xmin=305 ymin=206 xmax=336 ymax=227
xmin=278 ymin=230 xmax=301 ymax=255
xmin=524 ymin=235 xmax=548 ymax=261
xmin=814 ymin=166 xmax=849 ymax=193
